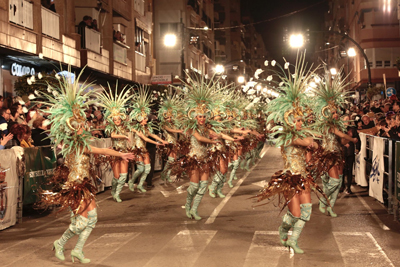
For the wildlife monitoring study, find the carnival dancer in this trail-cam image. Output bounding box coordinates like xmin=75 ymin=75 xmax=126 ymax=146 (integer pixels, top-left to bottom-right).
xmin=224 ymin=98 xmax=252 ymax=187
xmin=252 ymin=54 xmax=326 ymax=254
xmin=313 ymin=67 xmax=358 ymax=217
xmin=37 ymin=68 xmax=135 ymax=263
xmin=208 ymin=102 xmax=244 ymax=198
xmin=98 ymin=85 xmax=134 ymax=202
xmin=158 ymin=93 xmax=184 ymax=183
xmin=128 ymin=86 xmax=168 ymax=193
xmin=167 ymin=73 xmax=225 ymax=220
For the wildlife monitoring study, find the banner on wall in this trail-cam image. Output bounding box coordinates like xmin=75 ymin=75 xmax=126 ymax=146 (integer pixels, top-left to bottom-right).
xmin=355 ymin=133 xmax=368 ymax=186
xmin=369 ymin=136 xmax=384 ymax=203
xmin=23 ymin=147 xmax=56 ymax=205
xmin=0 ymin=150 xmax=18 ymax=230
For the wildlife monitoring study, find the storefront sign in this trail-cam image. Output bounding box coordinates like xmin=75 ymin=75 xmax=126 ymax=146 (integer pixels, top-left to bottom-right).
xmin=151 ymin=75 xmax=172 ymax=84
xmin=10 ymin=62 xmax=35 ymax=77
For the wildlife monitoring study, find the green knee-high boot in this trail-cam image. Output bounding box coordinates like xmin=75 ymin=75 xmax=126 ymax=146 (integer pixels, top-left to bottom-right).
xmin=111 ymin=177 xmax=118 ymax=198
xmin=216 ymin=173 xmax=226 ymax=198
xmin=319 ymin=174 xmax=329 ymax=213
xmin=234 ymin=158 xmax=240 ymax=180
xmin=326 ymin=178 xmax=341 ymax=217
xmin=190 ymin=180 xmax=208 ymax=220
xmin=228 ymin=160 xmax=239 ymax=187
xmin=209 ymin=171 xmax=222 ymax=198
xmin=114 ymin=173 xmax=127 ymax=202
xmin=137 ymin=164 xmax=151 ymax=192
xmin=71 ymin=208 xmax=98 ymax=264
xmin=53 ymin=212 xmax=78 ymax=261
xmin=287 ymin=203 xmax=312 ymax=254
xmin=161 ymin=157 xmax=174 ymax=182
xmin=240 ymin=155 xmax=248 ymax=169
xmin=129 ymin=163 xmax=145 ymax=191
xmin=185 ymin=182 xmax=199 ymax=219
xmin=278 ymin=210 xmax=298 ymax=247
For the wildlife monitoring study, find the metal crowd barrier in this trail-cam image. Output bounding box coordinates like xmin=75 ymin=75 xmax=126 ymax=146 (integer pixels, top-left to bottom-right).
xmin=363 ymin=134 xmax=396 ymax=220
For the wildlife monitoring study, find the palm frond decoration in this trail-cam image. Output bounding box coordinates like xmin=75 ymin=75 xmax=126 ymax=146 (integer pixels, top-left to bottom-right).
xmin=312 ymin=65 xmax=351 ymax=133
xmin=266 ymin=52 xmax=320 ymax=147
xmin=37 ymin=66 xmax=97 ymax=157
xmin=96 ymin=82 xmax=134 ymax=136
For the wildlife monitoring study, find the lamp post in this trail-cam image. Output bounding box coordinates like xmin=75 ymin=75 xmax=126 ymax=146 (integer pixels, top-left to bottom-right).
xmin=289 ymin=31 xmax=372 ymax=88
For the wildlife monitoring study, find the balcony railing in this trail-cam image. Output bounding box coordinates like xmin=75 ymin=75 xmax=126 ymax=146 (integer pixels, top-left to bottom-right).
xmin=9 ymin=0 xmax=33 ymax=29
xmin=113 ymin=42 xmax=128 ymax=64
xmin=135 ymin=51 xmax=146 ymax=72
xmin=134 ymin=0 xmax=145 ymax=16
xmin=41 ymin=7 xmax=59 ymax=39
xmin=85 ymin=27 xmax=101 ymax=54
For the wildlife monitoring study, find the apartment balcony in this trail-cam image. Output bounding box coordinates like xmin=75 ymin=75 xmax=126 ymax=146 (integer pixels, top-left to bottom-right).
xmin=42 ymin=35 xmax=80 ymax=67
xmin=83 ymin=27 xmax=101 ymax=54
xmin=0 ymin=3 xmax=36 ymax=54
xmin=41 ymin=6 xmax=59 ymax=40
xmin=113 ymin=41 xmax=132 ymax=80
xmin=81 ymin=48 xmax=109 ymax=74
xmin=114 ymin=59 xmax=132 ymax=80
xmin=135 ymin=51 xmax=146 ymax=72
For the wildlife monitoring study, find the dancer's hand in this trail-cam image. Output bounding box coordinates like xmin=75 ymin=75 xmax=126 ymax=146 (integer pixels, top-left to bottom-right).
xmin=120 ymin=152 xmax=135 ymax=162
xmin=162 ymin=140 xmax=169 ymax=145
xmin=352 ymin=138 xmax=358 ymax=143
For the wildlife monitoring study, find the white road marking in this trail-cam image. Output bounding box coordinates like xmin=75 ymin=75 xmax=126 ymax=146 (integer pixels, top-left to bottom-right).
xmin=161 ymin=182 xmax=189 ymax=197
xmin=87 ymin=232 xmax=140 ymax=265
xmin=243 ymin=231 xmax=293 ymax=267
xmin=355 ymin=193 xmax=390 ymax=230
xmin=205 ymin=147 xmax=270 ymax=224
xmin=143 ymin=230 xmax=217 ymax=267
xmin=333 ymin=232 xmax=395 ymax=267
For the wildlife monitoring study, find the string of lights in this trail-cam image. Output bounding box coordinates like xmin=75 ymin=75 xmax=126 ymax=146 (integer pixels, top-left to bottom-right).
xmin=186 ymin=0 xmax=328 ymax=31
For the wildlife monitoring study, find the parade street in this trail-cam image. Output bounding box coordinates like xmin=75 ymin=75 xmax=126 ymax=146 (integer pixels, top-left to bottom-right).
xmin=1 ymin=145 xmax=400 ymax=267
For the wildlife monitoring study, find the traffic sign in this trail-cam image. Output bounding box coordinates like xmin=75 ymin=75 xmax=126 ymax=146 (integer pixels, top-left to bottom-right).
xmin=386 ymin=87 xmax=396 ymax=97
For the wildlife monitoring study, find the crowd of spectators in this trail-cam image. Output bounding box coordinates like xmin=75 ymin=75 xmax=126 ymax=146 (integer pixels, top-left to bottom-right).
xmin=0 ymin=95 xmax=107 ymax=151
xmin=346 ymin=95 xmax=400 ymax=140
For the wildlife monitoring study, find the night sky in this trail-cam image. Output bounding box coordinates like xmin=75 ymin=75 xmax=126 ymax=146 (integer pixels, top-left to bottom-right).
xmin=243 ymin=0 xmax=329 ymax=62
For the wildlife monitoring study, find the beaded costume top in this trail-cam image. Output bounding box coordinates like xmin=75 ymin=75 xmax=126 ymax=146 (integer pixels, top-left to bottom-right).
xmin=111 ymin=125 xmax=129 ymax=151
xmin=188 ymin=126 xmax=209 ymax=159
xmin=281 ymin=145 xmax=307 ymax=175
xmin=65 ymin=153 xmax=90 ymax=182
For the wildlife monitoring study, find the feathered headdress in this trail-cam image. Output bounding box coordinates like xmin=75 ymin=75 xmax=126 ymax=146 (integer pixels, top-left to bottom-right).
xmin=37 ymin=66 xmax=96 ymax=157
xmin=97 ymin=83 xmax=134 ymax=135
xmin=312 ymin=65 xmax=351 ymax=133
xmin=266 ymin=53 xmax=319 ymax=147
xmin=158 ymin=92 xmax=181 ymax=123
xmin=130 ymin=85 xmax=152 ymax=122
xmin=174 ymin=72 xmax=226 ymax=132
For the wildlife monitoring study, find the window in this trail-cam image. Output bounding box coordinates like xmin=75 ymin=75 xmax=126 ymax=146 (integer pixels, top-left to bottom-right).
xmin=376 ymin=61 xmax=382 ymax=67
xmin=160 ymin=23 xmax=179 ymax=37
xmin=135 ymin=27 xmax=148 ymax=55
xmin=384 ymin=61 xmax=391 ymax=67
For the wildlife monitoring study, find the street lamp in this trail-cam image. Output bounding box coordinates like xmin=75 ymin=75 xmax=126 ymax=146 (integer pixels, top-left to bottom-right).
xmin=330 ymin=68 xmax=337 ymax=75
xmin=164 ymin=34 xmax=177 ymax=47
xmin=237 ymin=76 xmax=245 ymax=84
xmin=215 ymin=64 xmax=225 ymax=74
xmin=289 ymin=34 xmax=304 ymax=48
xmin=347 ymin=47 xmax=356 ymax=57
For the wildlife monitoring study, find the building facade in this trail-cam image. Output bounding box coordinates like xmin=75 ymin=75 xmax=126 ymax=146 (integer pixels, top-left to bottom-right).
xmin=0 ymin=0 xmax=155 ymax=97
xmin=322 ymin=0 xmax=400 ymax=93
xmin=153 ymin=0 xmax=215 ymax=81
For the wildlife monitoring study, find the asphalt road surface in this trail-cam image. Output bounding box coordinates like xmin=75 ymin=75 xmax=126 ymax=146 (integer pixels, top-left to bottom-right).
xmin=1 ymin=145 xmax=400 ymax=267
